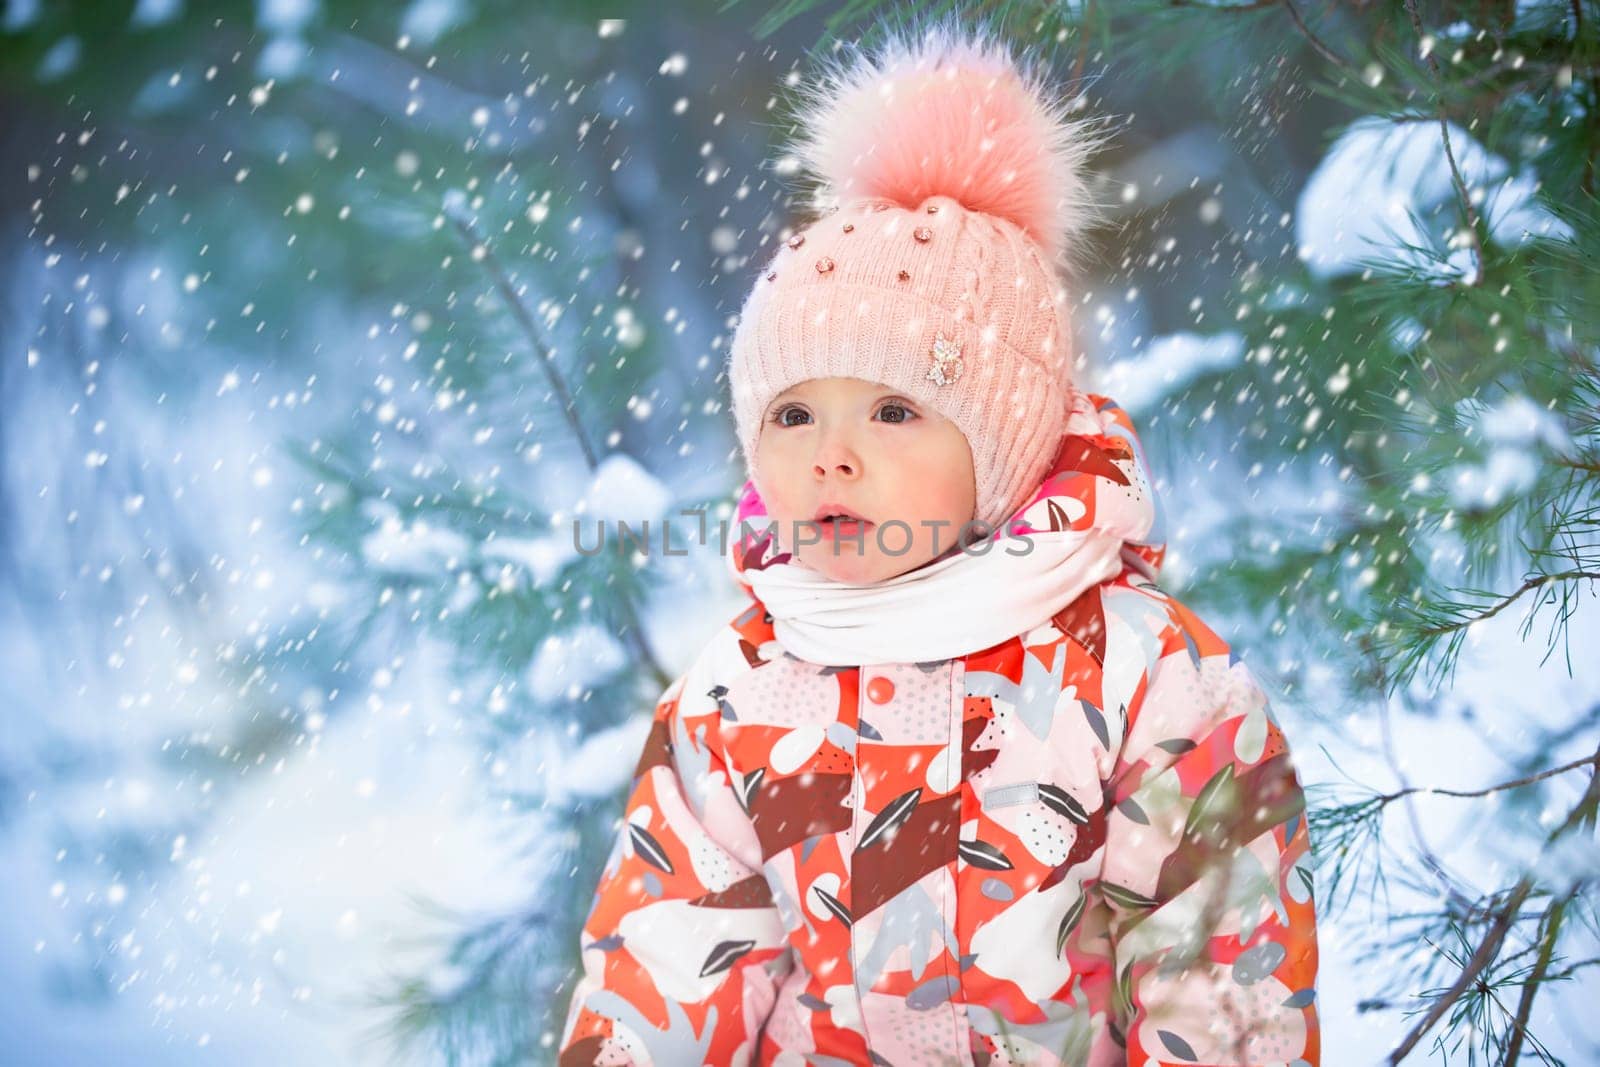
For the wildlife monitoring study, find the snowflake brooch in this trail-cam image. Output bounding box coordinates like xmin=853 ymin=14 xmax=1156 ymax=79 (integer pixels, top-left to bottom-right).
xmin=927 ymin=331 xmax=963 ymax=387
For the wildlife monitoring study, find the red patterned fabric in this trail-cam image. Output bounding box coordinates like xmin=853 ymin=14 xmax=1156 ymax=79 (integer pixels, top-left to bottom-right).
xmin=559 ymin=395 xmax=1320 ymax=1067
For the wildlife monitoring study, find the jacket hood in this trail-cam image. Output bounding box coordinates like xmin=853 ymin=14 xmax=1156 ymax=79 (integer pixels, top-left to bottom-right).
xmin=725 ymin=390 xmax=1168 ymax=592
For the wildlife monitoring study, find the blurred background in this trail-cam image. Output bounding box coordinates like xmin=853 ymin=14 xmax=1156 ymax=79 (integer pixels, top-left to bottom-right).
xmin=2 ymin=0 xmax=1597 ymax=1063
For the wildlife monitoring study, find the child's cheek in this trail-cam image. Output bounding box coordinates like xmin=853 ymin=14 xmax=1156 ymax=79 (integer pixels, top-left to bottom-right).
xmin=907 ymin=459 xmax=975 ymax=526
xmin=752 ymin=444 xmax=802 ymax=527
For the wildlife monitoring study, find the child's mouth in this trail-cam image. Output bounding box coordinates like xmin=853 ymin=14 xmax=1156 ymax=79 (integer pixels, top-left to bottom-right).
xmin=816 ymin=516 xmax=873 ymax=539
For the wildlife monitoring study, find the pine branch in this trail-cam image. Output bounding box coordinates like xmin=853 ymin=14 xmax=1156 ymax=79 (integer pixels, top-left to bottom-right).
xmin=1375 ymin=747 xmax=1600 ymax=803
xmin=1502 ymin=891 xmax=1573 ymax=1067
xmin=443 ymin=196 xmax=599 ymax=470
xmin=1403 ymin=0 xmax=1488 ymax=287
xmin=1572 ymin=0 xmax=1600 ymax=197
xmin=1380 ymin=567 xmax=1600 ymax=696
xmin=1167 ymin=0 xmax=1279 ymax=9
xmin=1308 ymin=740 xmax=1600 ymax=925
xmin=1545 ymin=955 xmax=1600 ymax=981
xmin=443 ymin=193 xmax=672 ymax=693
xmin=1388 ymin=741 xmax=1600 ymax=1063
xmin=1410 ymin=570 xmax=1600 ymax=638
xmin=1396 ymin=887 xmax=1537 ymax=1065
xmin=1282 ymin=0 xmax=1355 ymax=71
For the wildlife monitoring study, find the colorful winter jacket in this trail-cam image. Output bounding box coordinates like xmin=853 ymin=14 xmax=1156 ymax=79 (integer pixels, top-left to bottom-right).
xmin=557 ymin=393 xmax=1320 ymax=1066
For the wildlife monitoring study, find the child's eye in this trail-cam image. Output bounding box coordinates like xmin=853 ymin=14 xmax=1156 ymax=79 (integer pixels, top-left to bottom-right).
xmin=877 ymin=402 xmax=916 ymax=424
xmin=770 ymin=405 xmax=810 ymax=427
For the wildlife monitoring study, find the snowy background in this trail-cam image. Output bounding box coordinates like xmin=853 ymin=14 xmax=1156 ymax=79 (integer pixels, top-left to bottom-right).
xmin=2 ymin=1 xmax=1596 ymax=1064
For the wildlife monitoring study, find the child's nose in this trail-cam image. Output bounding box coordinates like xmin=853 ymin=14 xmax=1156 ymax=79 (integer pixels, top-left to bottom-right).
xmin=812 ymin=436 xmax=860 ymax=479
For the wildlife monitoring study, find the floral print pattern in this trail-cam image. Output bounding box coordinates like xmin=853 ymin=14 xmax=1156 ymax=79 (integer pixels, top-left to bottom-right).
xmin=558 ymin=394 xmax=1319 ymax=1066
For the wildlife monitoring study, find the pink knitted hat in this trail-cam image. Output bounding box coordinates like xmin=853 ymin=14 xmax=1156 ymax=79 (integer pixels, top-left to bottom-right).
xmin=727 ymin=16 xmax=1112 ymax=532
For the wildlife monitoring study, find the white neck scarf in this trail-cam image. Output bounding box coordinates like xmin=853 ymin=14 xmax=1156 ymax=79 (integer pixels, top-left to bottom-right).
xmin=736 ymin=529 xmax=1134 ymax=667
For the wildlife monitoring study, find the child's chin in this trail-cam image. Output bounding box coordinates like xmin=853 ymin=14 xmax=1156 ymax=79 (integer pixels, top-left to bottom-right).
xmin=800 ymin=551 xmax=909 ymax=584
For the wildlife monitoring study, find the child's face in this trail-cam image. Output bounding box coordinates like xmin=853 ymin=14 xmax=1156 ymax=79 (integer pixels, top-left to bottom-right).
xmin=753 ymin=377 xmax=976 ymax=584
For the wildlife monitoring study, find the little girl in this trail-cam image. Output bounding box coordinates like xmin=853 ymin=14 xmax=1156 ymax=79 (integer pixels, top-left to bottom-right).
xmin=558 ymin=17 xmax=1319 ymax=1067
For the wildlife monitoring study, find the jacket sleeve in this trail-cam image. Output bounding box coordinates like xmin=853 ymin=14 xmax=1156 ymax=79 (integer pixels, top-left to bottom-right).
xmin=557 ymin=663 xmax=789 ymax=1067
xmin=1088 ymin=598 xmax=1321 ymax=1066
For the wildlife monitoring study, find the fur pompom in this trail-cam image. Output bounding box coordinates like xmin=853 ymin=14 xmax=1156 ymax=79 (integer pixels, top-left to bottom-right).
xmin=782 ymin=14 xmax=1113 ymax=273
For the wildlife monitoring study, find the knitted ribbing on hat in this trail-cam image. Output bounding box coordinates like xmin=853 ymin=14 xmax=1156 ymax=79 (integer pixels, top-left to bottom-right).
xmin=726 ymin=14 xmax=1113 ymax=532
